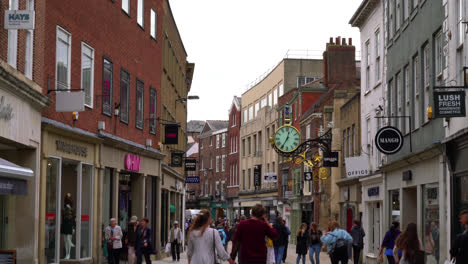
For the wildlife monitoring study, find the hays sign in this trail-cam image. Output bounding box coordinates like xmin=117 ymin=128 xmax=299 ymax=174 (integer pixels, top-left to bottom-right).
xmin=4 ymin=10 xmax=35 ymax=30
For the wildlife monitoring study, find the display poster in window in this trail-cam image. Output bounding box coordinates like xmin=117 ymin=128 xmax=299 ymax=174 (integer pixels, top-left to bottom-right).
xmin=434 ymin=90 xmax=466 ymax=118
xmin=164 ymin=124 xmax=179 ymax=145
xmin=254 ymin=167 xmax=261 ymax=186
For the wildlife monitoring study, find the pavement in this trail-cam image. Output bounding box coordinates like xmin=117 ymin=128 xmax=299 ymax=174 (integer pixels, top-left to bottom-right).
xmin=151 ymin=243 xmax=332 ymax=264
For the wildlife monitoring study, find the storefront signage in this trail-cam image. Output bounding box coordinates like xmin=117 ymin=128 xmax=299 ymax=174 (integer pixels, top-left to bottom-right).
xmin=185 ymin=176 xmax=200 ymax=184
xmin=199 ymin=201 xmax=210 ymax=207
xmin=345 ymin=156 xmax=370 ymax=177
xmin=323 ymin=152 xmax=339 ymax=167
xmin=171 ymin=152 xmax=183 ymax=167
xmin=368 ymin=187 xmax=380 ymax=197
xmin=434 ymin=91 xmax=466 ymax=118
xmin=4 ymin=10 xmax=35 ymax=30
xmin=284 ymin=191 xmax=293 ymax=199
xmin=304 ymin=171 xmax=313 ymax=181
xmin=56 ymin=140 xmax=88 ymax=157
xmin=212 ymin=202 xmax=225 ymax=208
xmin=124 ymin=154 xmax=141 ymax=172
xmin=0 ymin=177 xmax=27 ymax=195
xmin=164 ymin=124 xmax=179 ymax=145
xmin=0 ymin=96 xmax=13 ymax=121
xmin=254 ymin=167 xmax=261 ymax=186
xmin=0 ymin=250 xmax=16 ymax=264
xmin=375 ymin=126 xmax=404 ymax=155
xmin=185 ymin=159 xmax=197 ymax=171
xmin=264 ymin=172 xmax=277 ymax=183
xmin=45 ymin=212 xmax=56 ymax=220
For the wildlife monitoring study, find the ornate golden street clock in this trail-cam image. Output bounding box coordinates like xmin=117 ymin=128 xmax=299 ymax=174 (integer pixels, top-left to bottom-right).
xmin=274 ymin=124 xmax=301 ymax=153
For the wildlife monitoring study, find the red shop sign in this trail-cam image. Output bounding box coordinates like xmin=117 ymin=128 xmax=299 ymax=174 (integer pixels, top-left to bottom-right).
xmin=125 ymin=154 xmax=141 ymax=172
xmin=45 ymin=212 xmax=56 ymax=220
xmin=81 ymin=215 xmax=90 ymax=221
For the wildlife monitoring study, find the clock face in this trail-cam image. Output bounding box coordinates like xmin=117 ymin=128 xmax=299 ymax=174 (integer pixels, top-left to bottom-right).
xmin=274 ymin=125 xmax=301 ymax=153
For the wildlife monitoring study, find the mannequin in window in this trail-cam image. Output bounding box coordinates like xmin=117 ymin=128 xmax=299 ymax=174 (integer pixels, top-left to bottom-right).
xmin=61 ymin=193 xmax=75 ymax=259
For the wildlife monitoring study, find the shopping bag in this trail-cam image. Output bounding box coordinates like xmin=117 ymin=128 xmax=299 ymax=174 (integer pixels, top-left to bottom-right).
xmin=165 ymin=242 xmax=171 ymax=253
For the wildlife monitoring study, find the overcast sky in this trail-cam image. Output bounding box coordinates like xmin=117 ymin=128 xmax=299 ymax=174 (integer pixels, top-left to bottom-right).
xmin=170 ymin=0 xmax=363 ymax=121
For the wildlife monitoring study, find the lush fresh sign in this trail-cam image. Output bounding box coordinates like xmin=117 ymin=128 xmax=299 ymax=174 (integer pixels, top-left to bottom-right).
xmin=4 ymin=10 xmax=35 ymax=30
xmin=434 ymin=91 xmax=466 ymax=118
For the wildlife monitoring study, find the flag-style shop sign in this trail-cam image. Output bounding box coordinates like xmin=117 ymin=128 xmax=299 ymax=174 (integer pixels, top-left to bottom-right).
xmin=434 ymin=91 xmax=466 ymax=118
xmin=323 ymin=152 xmax=339 ymax=167
xmin=185 ymin=159 xmax=197 ymax=171
xmin=164 ymin=124 xmax=179 ymax=145
xmin=185 ymin=176 xmax=200 ymax=184
xmin=171 ymin=152 xmax=183 ymax=167
xmin=375 ymin=126 xmax=404 ymax=155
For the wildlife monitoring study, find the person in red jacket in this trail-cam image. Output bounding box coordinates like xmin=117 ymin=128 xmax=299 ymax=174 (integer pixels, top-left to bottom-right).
xmin=231 ymin=204 xmax=279 ymax=264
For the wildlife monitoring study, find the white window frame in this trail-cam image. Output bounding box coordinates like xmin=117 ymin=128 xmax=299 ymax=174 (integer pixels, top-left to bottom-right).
xmin=389 ymin=0 xmax=394 ymax=39
xmin=56 ymin=26 xmax=72 ymax=91
xmin=255 ymin=102 xmax=260 ymax=117
xmin=222 ymin=133 xmax=226 ymax=148
xmin=423 ymin=45 xmax=430 ymax=123
xmin=273 ymin=88 xmax=278 ymax=105
xmin=249 ymin=105 xmax=253 ymax=120
xmin=216 ymin=134 xmax=220 ymax=149
xmin=404 ymin=65 xmax=411 ymax=134
xmin=243 ymin=109 xmax=248 ymax=123
xmin=150 ymin=9 xmax=157 ymax=39
xmin=24 ymin=0 xmax=34 ymax=78
xmin=396 ymin=72 xmax=403 ymax=129
xmin=81 ymin=42 xmax=95 ymax=108
xmin=137 ymin=0 xmax=144 ymax=27
xmin=435 ymin=31 xmax=443 ymax=78
xmin=413 ymin=55 xmax=420 ymax=129
xmin=458 ymin=0 xmax=465 ymax=46
xmin=279 ymin=84 xmax=284 ymax=96
xmin=396 ymin=0 xmax=401 ymax=30
xmin=413 ymin=0 xmax=418 ymax=9
xmin=122 ymin=0 xmax=130 ymax=14
xmin=7 ymin=0 xmax=18 ymax=68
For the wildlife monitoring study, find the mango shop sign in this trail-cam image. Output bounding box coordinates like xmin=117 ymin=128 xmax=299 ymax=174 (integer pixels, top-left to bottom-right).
xmin=434 ymin=91 xmax=466 ymax=118
xmin=375 ymin=126 xmax=403 ymax=155
xmin=4 ymin=10 xmax=35 ymax=30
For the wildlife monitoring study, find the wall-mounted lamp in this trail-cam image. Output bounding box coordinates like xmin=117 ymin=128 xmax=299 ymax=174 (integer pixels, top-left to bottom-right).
xmin=146 ymin=139 xmax=153 ymax=148
xmin=72 ymin=112 xmax=79 ymax=121
xmin=98 ymin=121 xmax=106 ymax=131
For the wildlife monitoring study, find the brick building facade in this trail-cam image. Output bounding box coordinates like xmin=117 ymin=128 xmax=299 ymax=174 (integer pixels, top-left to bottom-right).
xmin=226 ymin=97 xmax=241 ymax=221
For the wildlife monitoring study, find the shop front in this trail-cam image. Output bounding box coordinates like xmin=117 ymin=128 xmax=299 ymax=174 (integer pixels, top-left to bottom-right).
xmin=0 ymin=63 xmax=49 ymax=263
xmin=360 ymin=174 xmax=384 ymax=264
xmin=337 ymin=177 xmax=361 ymax=232
xmin=40 ymin=122 xmax=100 ymax=264
xmin=211 ymin=201 xmax=227 ymax=221
xmin=96 ymin=132 xmax=164 ymax=261
xmin=384 ymin=153 xmax=447 ymax=264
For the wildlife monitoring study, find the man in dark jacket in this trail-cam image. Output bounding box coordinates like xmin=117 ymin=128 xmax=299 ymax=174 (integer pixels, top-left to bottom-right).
xmin=136 ymin=218 xmax=152 ymax=264
xmin=273 ymin=217 xmax=290 ymax=264
xmin=451 ymin=210 xmax=468 ymax=264
xmin=350 ymin=220 xmax=365 ymax=264
xmin=125 ymin=216 xmax=139 ymax=264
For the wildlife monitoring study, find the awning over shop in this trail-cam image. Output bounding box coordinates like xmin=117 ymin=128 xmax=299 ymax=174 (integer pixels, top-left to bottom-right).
xmin=0 ymin=158 xmax=33 ymax=196
xmin=0 ymin=158 xmax=33 ymax=180
xmin=170 ymin=204 xmax=176 ymax=213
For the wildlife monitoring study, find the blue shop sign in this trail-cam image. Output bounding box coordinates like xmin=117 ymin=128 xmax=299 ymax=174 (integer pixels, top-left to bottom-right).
xmin=368 ymin=187 xmax=379 ymax=197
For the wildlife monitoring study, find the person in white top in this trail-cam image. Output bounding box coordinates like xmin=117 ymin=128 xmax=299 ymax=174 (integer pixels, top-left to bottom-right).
xmin=187 ymin=209 xmax=236 ymax=264
xmin=169 ymin=220 xmax=183 ymax=261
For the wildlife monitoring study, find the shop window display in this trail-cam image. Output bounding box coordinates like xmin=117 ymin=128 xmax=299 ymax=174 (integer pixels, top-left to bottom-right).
xmin=423 ymin=183 xmax=439 ymax=264
xmin=390 ymin=190 xmax=400 ymax=223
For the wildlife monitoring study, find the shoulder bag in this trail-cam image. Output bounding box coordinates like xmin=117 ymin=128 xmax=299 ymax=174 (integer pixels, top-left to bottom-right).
xmin=213 ymin=229 xmax=220 ymax=264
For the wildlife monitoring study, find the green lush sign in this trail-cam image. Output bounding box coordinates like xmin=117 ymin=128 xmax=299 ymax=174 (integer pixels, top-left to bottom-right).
xmin=434 ymin=91 xmax=466 ymax=118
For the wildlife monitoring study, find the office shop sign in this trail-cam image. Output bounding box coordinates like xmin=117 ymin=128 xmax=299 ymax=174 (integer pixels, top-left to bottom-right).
xmin=375 ymin=126 xmax=404 ymax=155
xmin=434 ymin=91 xmax=466 ymax=118
xmin=4 ymin=10 xmax=35 ymax=30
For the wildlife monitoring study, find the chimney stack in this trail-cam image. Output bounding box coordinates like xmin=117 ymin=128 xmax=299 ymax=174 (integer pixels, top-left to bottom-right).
xmin=323 ymin=36 xmax=356 ymax=86
xmin=342 ymin=38 xmax=347 ymax=45
xmin=348 ymin=38 xmax=352 ymax=46
xmin=329 ymin=37 xmax=334 ymax=44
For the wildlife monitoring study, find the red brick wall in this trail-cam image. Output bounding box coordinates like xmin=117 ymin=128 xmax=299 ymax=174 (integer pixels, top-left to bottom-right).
xmin=36 ymin=0 xmax=163 ymax=146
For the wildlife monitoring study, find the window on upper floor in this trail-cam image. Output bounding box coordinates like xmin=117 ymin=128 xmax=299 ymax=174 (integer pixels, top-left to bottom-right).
xmin=137 ymin=0 xmax=144 ymax=27
xmin=242 ymin=139 xmax=246 ymax=157
xmin=396 ymin=0 xmax=401 ymax=30
xmin=261 ymin=97 xmax=267 ymax=109
xmin=222 ymin=133 xmax=226 ymax=148
xmin=216 ymin=134 xmax=220 ymax=148
xmin=136 ymin=79 xmax=144 ymax=129
xmin=352 ymin=124 xmax=356 ymax=156
xmin=343 ymin=130 xmax=347 ymax=158
xmin=403 ymin=0 xmax=410 ymax=20
xmin=423 ymin=45 xmax=430 ymax=123
xmin=248 ymin=137 xmax=252 ymax=155
xmin=413 ymin=55 xmax=420 ymax=129
xmin=413 ymin=0 xmax=418 ymax=10
xmin=249 ymin=105 xmax=254 ymax=120
xmin=255 ymin=102 xmax=260 ymax=117
xmin=404 ymin=65 xmax=411 ymax=134
xmin=149 ymin=87 xmax=157 ymax=134
xmin=366 ymin=40 xmax=371 ymax=91
xmin=81 ymin=43 xmax=94 ymax=108
xmin=210 ymin=136 xmax=213 ymax=146
xmin=122 ymin=0 xmax=129 ymax=14
xmin=375 ymin=29 xmax=381 ymax=83
xmin=56 ymin=27 xmax=71 ymax=91
xmin=120 ymin=69 xmax=130 ymax=123
xmin=389 ymin=0 xmax=394 ymax=39
xmin=389 ymin=79 xmax=395 ymax=126
xmin=279 ymin=84 xmax=284 ymax=96
xmin=435 ymin=31 xmax=443 ymax=79
xmin=8 ymin=0 xmax=18 ymax=68
xmin=24 ymin=0 xmax=34 ymax=78
xmin=222 ymin=155 xmax=225 ymax=172
xmin=102 ymin=58 xmax=113 ymax=116
xmin=151 ymin=9 xmax=157 ymax=39
xmin=243 ymin=108 xmax=248 ymax=123
xmin=216 ymin=156 xmax=219 ymax=172
xmin=458 ymin=0 xmax=465 ymax=46
xmin=397 ymin=72 xmax=403 ymax=129
xmin=273 ymin=88 xmax=278 ymax=105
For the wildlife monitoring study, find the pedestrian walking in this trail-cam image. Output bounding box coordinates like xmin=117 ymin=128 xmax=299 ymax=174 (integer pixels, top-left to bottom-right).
xmin=217 ymin=224 xmax=227 ymax=251
xmin=295 ymin=223 xmax=309 ymax=264
xmin=450 ymin=209 xmax=468 ymax=264
xmin=393 ymin=223 xmax=424 ymax=264
xmin=266 ymin=235 xmax=275 ymax=264
xmin=282 ymin=219 xmax=290 ymax=263
xmin=350 ymin=220 xmax=365 ymax=264
xmin=105 ymin=218 xmax=123 ymax=264
xmin=125 ymin=216 xmax=139 ymax=264
xmin=187 ymin=209 xmax=235 ymax=264
xmin=273 ymin=217 xmax=290 ymax=264
xmin=136 ymin=218 xmax=153 ymax=264
xmin=378 ymin=221 xmax=401 ymax=264
xmin=169 ymin=220 xmax=183 ymax=262
xmin=321 ymin=221 xmax=353 ymax=264
xmin=423 ymin=224 xmax=436 ymax=263
xmin=231 ymin=204 xmax=279 ymax=264
xmin=308 ymin=222 xmax=322 ymax=264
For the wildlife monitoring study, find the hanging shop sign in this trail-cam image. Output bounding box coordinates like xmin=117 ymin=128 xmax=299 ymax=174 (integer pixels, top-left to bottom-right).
xmin=4 ymin=10 xmax=35 ymax=30
xmin=184 ymin=159 xmax=197 ymax=171
xmin=323 ymin=152 xmax=339 ymax=167
xmin=434 ymin=91 xmax=466 ymax=118
xmin=375 ymin=126 xmax=404 ymax=155
xmin=304 ymin=171 xmax=313 ymax=181
xmin=185 ymin=176 xmax=200 ymax=184
xmin=171 ymin=152 xmax=183 ymax=167
xmin=164 ymin=124 xmax=179 ymax=145
xmin=264 ymin=172 xmax=277 ymax=183
xmin=124 ymin=154 xmax=141 ymax=172
xmin=254 ymin=167 xmax=261 ymax=186
xmin=345 ymin=156 xmax=370 ymax=177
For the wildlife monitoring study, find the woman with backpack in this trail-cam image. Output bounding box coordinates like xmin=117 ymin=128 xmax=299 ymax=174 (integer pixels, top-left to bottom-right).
xmin=378 ymin=221 xmax=402 ymax=264
xmin=321 ymin=221 xmax=353 ymax=264
xmin=296 ymin=223 xmax=309 ymax=264
xmin=393 ymin=223 xmax=424 ymax=264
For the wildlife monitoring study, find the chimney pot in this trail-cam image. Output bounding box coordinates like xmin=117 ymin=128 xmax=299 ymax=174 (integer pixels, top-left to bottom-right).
xmin=349 ymin=38 xmax=353 ymax=45
xmin=335 ymin=37 xmax=340 ymax=45
xmin=342 ymin=38 xmax=346 ymax=45
xmin=330 ymin=37 xmax=334 ymax=44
